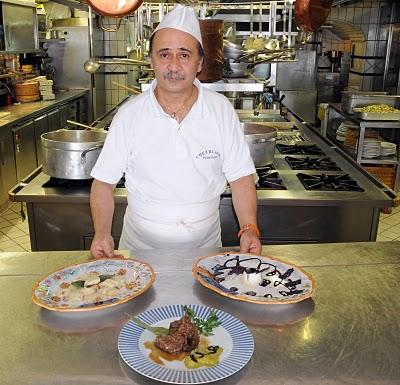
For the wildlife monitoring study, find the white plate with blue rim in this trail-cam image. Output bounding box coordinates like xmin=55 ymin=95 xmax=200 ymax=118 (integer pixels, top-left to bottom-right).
xmin=118 ymin=304 xmax=254 ymax=384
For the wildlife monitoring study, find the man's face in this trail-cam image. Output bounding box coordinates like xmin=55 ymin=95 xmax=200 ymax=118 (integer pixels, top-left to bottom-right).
xmin=151 ymin=28 xmax=203 ymax=94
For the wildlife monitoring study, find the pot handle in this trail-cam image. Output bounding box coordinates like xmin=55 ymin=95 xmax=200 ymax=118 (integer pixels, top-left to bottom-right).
xmin=251 ymin=137 xmax=276 ymax=144
xmin=81 ymin=144 xmax=103 ymax=164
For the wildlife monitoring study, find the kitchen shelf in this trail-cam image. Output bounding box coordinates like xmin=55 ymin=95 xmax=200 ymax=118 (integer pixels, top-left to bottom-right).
xmin=326 ymin=103 xmax=400 ymax=191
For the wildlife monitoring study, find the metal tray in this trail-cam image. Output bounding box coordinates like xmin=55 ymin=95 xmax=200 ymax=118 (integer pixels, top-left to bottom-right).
xmin=353 ymin=110 xmax=400 ymax=121
xmin=341 ymin=92 xmax=396 ymax=114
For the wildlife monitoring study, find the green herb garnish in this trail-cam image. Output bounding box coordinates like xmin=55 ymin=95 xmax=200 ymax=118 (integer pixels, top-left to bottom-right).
xmin=184 ymin=306 xmax=221 ymax=336
xmin=70 ymin=280 xmax=85 ymax=288
xmin=70 ymin=274 xmax=114 ymax=289
xmin=130 ymin=316 xmax=169 ymax=336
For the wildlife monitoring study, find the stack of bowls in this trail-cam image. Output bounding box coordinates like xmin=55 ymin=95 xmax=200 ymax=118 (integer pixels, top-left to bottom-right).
xmin=223 ymin=39 xmax=245 ymax=60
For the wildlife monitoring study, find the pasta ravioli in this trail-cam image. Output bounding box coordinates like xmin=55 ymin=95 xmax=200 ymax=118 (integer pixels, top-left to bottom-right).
xmin=54 ymin=269 xmax=136 ymax=305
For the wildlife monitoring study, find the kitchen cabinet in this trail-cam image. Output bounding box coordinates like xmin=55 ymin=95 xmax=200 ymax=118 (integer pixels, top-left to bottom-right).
xmin=77 ymin=96 xmax=88 ymax=124
xmin=47 ymin=108 xmax=61 ymax=132
xmin=12 ymin=120 xmax=37 ymax=181
xmin=0 ymin=129 xmax=17 ymax=210
xmin=59 ymin=103 xmax=69 ymax=128
xmin=33 ymin=114 xmax=49 ymax=166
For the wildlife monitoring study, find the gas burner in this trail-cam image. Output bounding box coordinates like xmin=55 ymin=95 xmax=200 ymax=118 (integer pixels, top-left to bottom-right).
xmin=285 ymin=156 xmax=342 ymax=171
xmin=256 ymin=169 xmax=287 ymax=190
xmin=297 ymin=173 xmax=364 ymax=192
xmin=276 ymin=144 xmax=325 ymax=156
xmin=42 ymin=177 xmax=125 ymax=189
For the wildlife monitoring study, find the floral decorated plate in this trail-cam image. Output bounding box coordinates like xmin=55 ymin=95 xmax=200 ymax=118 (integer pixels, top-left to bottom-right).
xmin=32 ymin=258 xmax=155 ymax=312
xmin=192 ymin=252 xmax=315 ymax=305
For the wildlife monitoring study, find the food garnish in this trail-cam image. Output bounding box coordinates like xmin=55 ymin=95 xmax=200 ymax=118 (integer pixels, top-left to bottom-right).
xmin=184 ymin=306 xmax=221 ymax=336
xmin=130 ymin=317 xmax=169 ymax=336
xmin=184 ymin=345 xmax=223 ymax=369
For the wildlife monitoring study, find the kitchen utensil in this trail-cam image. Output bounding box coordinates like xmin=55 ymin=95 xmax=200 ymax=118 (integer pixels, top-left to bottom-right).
xmin=252 ymin=4 xmax=265 ymax=50
xmin=87 ymin=0 xmax=143 ymax=18
xmin=112 ymin=81 xmax=141 ymax=94
xmin=294 ymin=0 xmax=332 ymax=32
xmin=84 ymin=58 xmax=150 ymax=73
xmin=242 ymin=122 xmax=277 ymax=166
xmin=41 ymin=129 xmax=107 ymax=179
xmin=243 ymin=4 xmax=255 ymax=50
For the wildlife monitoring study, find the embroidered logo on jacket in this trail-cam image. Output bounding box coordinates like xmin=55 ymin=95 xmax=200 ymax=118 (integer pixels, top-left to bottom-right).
xmin=195 ymin=149 xmax=221 ymax=160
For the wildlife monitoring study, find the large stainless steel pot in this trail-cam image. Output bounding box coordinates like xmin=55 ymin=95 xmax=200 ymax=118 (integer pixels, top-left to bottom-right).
xmin=242 ymin=123 xmax=277 ymax=167
xmin=41 ymin=130 xmax=107 ymax=179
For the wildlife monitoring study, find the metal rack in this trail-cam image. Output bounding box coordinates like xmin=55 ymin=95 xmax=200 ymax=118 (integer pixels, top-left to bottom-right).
xmin=326 ymin=104 xmax=400 ymax=191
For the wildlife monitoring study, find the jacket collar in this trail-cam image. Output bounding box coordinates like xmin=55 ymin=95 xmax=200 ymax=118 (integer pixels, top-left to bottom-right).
xmin=149 ymin=78 xmax=204 ymax=120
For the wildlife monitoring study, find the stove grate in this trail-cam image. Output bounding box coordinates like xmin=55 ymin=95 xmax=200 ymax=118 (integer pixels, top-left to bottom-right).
xmin=297 ymin=173 xmax=364 ymax=192
xmin=285 ymin=156 xmax=342 ymax=171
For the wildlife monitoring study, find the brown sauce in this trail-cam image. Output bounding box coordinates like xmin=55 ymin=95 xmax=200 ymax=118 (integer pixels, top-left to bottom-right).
xmin=144 ymin=337 xmax=210 ymax=366
xmin=144 ymin=341 xmax=189 ymax=365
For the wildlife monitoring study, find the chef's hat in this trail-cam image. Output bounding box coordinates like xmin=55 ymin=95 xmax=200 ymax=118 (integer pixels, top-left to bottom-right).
xmin=153 ymin=5 xmax=203 ymax=48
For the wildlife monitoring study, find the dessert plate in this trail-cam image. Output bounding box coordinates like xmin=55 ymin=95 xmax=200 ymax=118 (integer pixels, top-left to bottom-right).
xmin=193 ymin=252 xmax=315 ymax=304
xmin=32 ymin=258 xmax=155 ymax=312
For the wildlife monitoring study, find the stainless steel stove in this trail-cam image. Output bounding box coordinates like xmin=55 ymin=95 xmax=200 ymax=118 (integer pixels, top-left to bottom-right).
xmin=9 ymin=111 xmax=394 ymax=251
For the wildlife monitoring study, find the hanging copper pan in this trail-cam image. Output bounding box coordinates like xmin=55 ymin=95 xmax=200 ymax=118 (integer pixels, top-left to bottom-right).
xmin=295 ymin=0 xmax=332 ymax=32
xmin=87 ymin=0 xmax=143 ymax=18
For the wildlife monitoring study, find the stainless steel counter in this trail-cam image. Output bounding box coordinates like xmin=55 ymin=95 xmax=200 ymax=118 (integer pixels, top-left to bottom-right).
xmin=0 ymin=89 xmax=89 ymax=129
xmin=1 ymin=241 xmax=399 ymax=385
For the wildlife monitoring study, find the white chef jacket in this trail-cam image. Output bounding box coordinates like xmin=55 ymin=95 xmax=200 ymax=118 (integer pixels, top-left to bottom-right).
xmin=91 ymin=78 xmax=256 ymax=250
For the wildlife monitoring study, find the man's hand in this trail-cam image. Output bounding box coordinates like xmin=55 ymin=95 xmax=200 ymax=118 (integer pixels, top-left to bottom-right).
xmin=239 ymin=228 xmax=262 ymax=254
xmin=90 ymin=234 xmax=115 ymax=259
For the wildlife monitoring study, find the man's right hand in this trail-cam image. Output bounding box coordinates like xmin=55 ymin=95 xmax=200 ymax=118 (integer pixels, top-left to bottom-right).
xmin=90 ymin=234 xmax=115 ymax=259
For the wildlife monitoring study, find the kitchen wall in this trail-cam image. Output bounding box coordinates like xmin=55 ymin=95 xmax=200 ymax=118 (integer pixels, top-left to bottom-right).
xmin=93 ymin=19 xmax=129 ymax=112
xmin=323 ymin=0 xmax=398 ymax=91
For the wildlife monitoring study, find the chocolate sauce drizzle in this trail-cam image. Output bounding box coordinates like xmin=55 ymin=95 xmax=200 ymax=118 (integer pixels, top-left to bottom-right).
xmin=212 ymin=254 xmax=303 ymax=298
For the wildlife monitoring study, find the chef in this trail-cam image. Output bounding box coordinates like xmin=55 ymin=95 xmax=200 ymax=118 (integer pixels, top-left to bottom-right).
xmin=90 ymin=4 xmax=262 ymax=257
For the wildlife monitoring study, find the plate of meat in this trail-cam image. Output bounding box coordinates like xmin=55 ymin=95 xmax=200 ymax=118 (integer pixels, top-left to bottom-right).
xmin=118 ymin=304 xmax=254 ymax=384
xmin=192 ymin=252 xmax=315 ymax=304
xmin=32 ymin=258 xmax=155 ymax=312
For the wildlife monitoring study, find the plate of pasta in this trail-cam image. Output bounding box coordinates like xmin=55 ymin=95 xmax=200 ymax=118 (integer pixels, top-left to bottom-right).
xmin=32 ymin=258 xmax=156 ymax=312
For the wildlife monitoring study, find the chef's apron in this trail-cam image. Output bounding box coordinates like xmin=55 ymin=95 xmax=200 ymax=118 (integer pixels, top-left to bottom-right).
xmin=119 ymin=195 xmax=222 ymax=250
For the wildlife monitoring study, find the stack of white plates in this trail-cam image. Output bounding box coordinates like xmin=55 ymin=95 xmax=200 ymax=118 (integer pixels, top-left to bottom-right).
xmin=380 ymin=141 xmax=397 ymax=156
xmin=362 ymin=138 xmax=381 ymax=158
xmin=336 ymin=123 xmax=347 ymax=142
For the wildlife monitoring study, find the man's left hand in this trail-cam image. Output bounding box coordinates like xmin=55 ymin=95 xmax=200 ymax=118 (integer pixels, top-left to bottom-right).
xmin=239 ymin=229 xmax=262 ymax=254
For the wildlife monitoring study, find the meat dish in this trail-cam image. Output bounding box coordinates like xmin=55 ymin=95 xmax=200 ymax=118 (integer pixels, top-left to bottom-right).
xmin=155 ymin=314 xmax=200 ymax=355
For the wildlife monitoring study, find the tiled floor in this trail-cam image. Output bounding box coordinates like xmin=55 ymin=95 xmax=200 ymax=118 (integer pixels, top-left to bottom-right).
xmin=0 ymin=203 xmax=399 ymax=252
xmin=0 ymin=203 xmax=31 ymax=252
xmin=376 ymin=204 xmax=400 ymax=241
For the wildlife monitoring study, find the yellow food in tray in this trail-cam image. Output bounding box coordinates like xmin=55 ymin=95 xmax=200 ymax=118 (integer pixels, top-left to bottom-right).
xmin=357 ymin=104 xmax=400 ymax=113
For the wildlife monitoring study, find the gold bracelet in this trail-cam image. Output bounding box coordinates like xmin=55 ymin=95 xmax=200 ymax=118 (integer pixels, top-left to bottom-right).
xmin=237 ymin=223 xmax=260 ymax=238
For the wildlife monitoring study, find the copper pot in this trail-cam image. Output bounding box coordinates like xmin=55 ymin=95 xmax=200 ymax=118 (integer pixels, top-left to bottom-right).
xmin=87 ymin=0 xmax=143 ymax=18
xmin=295 ymin=0 xmax=332 ymax=32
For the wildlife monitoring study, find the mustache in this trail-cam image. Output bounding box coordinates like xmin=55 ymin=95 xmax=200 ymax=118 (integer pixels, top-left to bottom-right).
xmin=163 ymin=71 xmax=185 ymax=80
